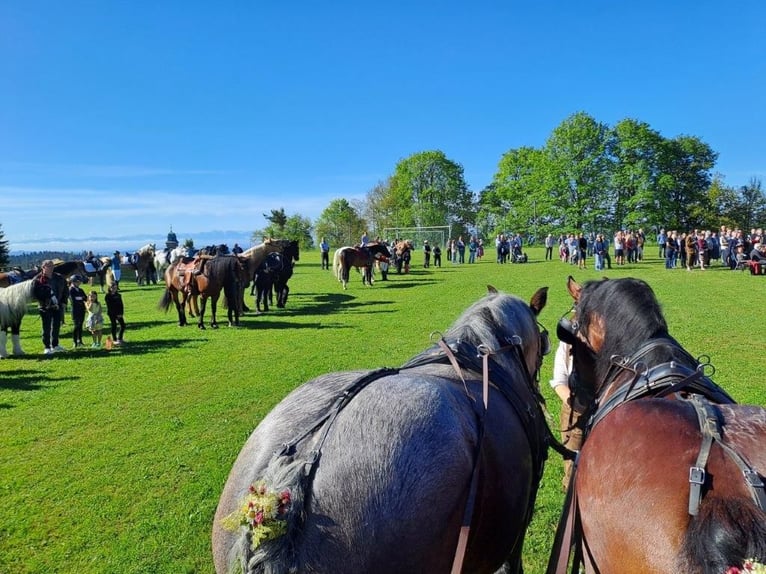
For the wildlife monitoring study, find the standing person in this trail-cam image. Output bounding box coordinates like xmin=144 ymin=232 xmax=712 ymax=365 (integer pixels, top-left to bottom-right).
xmin=468 ymin=236 xmax=477 ymax=264
xmin=549 ymin=341 xmax=585 ymax=490
xmin=85 ymin=291 xmax=104 ymax=348
xmin=544 ymin=234 xmax=555 ymax=260
xmin=35 ymin=260 xmax=66 ymax=355
xmin=105 ymin=282 xmax=126 ymax=345
xmin=685 ymin=232 xmax=696 ymax=271
xmin=320 ymin=237 xmax=330 ymax=270
xmin=593 ymin=233 xmax=607 ymax=271
xmin=111 ymin=251 xmax=122 ymax=288
xmin=476 ymin=238 xmax=484 ymax=260
xmin=69 ymin=275 xmax=87 ymax=348
xmin=456 ymin=237 xmax=465 ymax=263
xmin=657 ymin=228 xmax=667 ymax=258
xmin=423 ymin=240 xmax=431 ymax=268
xmin=360 ymin=231 xmax=369 ymax=247
xmin=577 ymin=233 xmax=587 ymax=269
xmin=433 ymin=244 xmax=442 ymax=267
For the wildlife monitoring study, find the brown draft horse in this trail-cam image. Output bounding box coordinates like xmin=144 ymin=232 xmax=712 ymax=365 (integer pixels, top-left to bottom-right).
xmin=333 ymin=242 xmax=391 ymax=289
xmin=550 ymin=276 xmax=766 ymax=574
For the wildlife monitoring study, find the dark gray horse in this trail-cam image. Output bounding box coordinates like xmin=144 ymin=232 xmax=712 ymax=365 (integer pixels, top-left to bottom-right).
xmin=213 ymin=286 xmax=551 ymax=574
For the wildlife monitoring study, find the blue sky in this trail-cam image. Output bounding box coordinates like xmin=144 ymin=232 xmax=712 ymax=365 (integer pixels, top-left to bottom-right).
xmin=2 ymin=1 xmax=764 ymax=254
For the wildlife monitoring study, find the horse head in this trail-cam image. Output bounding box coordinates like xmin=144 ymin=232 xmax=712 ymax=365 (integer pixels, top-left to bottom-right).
xmin=561 ymin=276 xmax=678 ymax=401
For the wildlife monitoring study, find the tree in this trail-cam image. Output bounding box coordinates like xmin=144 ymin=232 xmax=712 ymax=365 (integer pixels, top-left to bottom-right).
xmin=545 ymin=112 xmax=613 ymax=232
xmin=253 ymin=212 xmax=315 ymax=249
xmin=657 ymin=135 xmax=718 ymax=231
xmin=263 ymin=208 xmax=288 ymax=233
xmin=479 ymin=146 xmax=550 ymax=237
xmin=314 ymin=199 xmax=366 ymax=248
xmin=735 ymin=177 xmax=766 ymax=231
xmin=608 ymin=119 xmax=664 ymax=230
xmin=0 ymin=223 xmax=9 ymax=269
xmin=388 ymin=151 xmax=475 ymax=233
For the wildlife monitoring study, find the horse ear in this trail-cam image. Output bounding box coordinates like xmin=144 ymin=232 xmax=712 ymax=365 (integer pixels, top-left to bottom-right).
xmin=566 ymin=276 xmax=582 ymax=302
xmin=529 ymin=287 xmax=548 ymax=316
xmin=487 ymin=285 xmax=498 ymax=294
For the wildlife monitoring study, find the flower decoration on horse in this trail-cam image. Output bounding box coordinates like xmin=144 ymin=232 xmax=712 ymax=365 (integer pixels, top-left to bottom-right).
xmin=726 ymin=559 xmax=766 ymax=574
xmin=222 ymin=481 xmax=292 ymax=550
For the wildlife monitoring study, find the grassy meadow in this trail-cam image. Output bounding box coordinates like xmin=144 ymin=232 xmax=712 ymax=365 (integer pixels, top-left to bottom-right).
xmin=1 ymin=246 xmax=765 ymax=573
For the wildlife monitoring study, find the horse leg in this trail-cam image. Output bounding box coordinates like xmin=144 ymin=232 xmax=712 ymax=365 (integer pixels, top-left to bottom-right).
xmin=197 ymin=295 xmax=209 ymax=329
xmin=174 ymin=289 xmax=187 ymax=326
xmin=11 ymin=327 xmax=24 ymax=356
xmin=0 ymin=330 xmax=8 ymax=358
xmin=209 ymin=295 xmax=220 ymax=329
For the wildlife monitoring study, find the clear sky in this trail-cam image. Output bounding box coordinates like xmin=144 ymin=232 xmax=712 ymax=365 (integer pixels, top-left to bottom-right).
xmin=2 ymin=1 xmax=764 ymax=254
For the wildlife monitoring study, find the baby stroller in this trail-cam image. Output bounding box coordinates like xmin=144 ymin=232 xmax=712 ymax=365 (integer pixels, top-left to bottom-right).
xmin=511 ymin=250 xmax=528 ymax=263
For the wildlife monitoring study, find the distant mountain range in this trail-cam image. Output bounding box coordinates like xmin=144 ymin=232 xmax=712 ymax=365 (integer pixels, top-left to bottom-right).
xmin=9 ymin=229 xmax=256 ymax=256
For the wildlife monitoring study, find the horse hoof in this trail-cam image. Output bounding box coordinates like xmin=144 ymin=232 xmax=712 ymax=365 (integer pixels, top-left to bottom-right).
xmin=211 ymin=324 xmax=219 ymax=330
xmin=198 ymin=324 xmax=206 ymax=330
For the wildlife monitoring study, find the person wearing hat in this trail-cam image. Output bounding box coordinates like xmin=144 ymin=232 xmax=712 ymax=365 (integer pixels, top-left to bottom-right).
xmin=110 ymin=251 xmax=122 ymax=288
xmin=69 ymin=275 xmax=87 ymax=348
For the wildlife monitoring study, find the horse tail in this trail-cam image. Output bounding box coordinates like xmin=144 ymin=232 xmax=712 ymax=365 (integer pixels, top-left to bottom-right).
xmin=678 ymin=496 xmax=766 ymax=573
xmin=332 ymin=250 xmax=341 ymax=280
xmin=158 ymin=288 xmax=173 ymax=312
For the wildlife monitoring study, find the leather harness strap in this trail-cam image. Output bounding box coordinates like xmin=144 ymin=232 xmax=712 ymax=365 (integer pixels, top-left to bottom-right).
xmin=688 ymin=396 xmax=766 ymax=515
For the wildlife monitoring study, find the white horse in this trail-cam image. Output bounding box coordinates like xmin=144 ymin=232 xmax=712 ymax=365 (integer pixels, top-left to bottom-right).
xmin=134 ymin=243 xmax=157 ymax=286
xmin=0 ymin=279 xmax=55 ymax=358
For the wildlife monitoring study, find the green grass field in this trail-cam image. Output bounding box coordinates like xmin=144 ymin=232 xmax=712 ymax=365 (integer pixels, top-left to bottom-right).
xmin=1 ymin=247 xmax=764 ymax=573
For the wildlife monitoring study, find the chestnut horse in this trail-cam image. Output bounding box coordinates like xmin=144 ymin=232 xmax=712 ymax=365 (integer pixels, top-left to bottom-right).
xmin=213 ymin=286 xmax=551 ymax=574
xmin=333 ymin=242 xmax=391 ymax=289
xmin=549 ymin=276 xmax=766 ymax=574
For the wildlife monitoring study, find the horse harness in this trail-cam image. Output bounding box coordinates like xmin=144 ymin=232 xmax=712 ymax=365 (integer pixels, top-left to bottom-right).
xmin=547 ymin=337 xmax=766 ymax=574
xmin=271 ymin=329 xmax=553 ymax=574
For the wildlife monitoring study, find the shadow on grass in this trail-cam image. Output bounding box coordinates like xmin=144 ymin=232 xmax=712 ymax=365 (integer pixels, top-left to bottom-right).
xmin=0 ymin=368 xmax=77 ymax=408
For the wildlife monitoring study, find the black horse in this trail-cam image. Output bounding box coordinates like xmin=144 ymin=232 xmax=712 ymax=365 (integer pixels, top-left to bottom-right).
xmin=273 ymin=240 xmax=300 ymax=308
xmin=252 ymin=253 xmax=283 ymax=313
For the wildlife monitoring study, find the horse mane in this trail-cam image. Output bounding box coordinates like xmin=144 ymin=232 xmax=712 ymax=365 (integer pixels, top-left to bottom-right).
xmin=0 ymin=280 xmax=37 ymax=329
xmin=576 ymin=278 xmax=695 ymax=386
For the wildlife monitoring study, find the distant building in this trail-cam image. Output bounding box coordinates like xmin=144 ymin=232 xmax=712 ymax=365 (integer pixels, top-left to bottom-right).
xmin=165 ymin=228 xmax=179 ymax=250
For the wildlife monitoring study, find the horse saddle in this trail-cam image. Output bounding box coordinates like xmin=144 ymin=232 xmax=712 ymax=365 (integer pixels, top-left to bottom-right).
xmin=174 ymin=259 xmax=205 ymax=292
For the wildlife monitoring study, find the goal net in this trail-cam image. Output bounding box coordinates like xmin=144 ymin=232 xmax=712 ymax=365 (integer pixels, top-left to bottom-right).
xmin=382 ymin=226 xmax=451 ymax=250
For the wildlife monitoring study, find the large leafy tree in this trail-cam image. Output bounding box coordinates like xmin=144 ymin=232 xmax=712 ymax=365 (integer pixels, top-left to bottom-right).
xmin=479 ymin=147 xmax=551 ymax=237
xmin=314 ymin=199 xmax=367 ymax=248
xmin=735 ymin=177 xmax=766 ymax=231
xmin=0 ymin=223 xmax=9 ymax=268
xmin=388 ymin=150 xmax=475 ymax=231
xmin=608 ymin=119 xmax=664 ymax=230
xmin=656 ymin=135 xmax=718 ymax=231
xmin=545 ymin=112 xmax=613 ymax=232
xmin=252 ymin=208 xmax=314 ymax=249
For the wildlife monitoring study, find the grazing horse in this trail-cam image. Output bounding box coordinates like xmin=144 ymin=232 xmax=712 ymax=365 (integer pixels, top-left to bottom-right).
xmin=0 ymin=279 xmax=55 ymax=358
xmin=213 ymin=286 xmax=552 ymax=574
xmin=133 ymin=244 xmax=157 ymax=286
xmin=333 ymin=242 xmax=391 ymax=290
xmin=549 ymin=276 xmax=766 ymax=574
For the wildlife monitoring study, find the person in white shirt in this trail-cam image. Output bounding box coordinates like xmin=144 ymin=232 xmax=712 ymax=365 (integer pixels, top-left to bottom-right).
xmin=549 ymin=341 xmax=586 ymax=490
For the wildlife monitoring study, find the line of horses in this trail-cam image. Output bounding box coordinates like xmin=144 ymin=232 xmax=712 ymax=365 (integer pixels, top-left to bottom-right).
xmin=158 ymin=239 xmax=300 ymax=329
xmin=331 ymin=240 xmax=414 ymax=290
xmin=213 ymin=278 xmax=766 ymax=574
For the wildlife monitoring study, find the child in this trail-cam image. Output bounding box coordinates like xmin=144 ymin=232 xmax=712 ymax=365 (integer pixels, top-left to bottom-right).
xmin=85 ymin=291 xmax=104 ymax=348
xmin=69 ymin=275 xmax=87 ymax=348
xmin=105 ymin=282 xmax=126 ymax=345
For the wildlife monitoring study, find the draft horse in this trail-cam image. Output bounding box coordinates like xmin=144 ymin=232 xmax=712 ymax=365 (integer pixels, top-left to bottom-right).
xmin=549 ymin=276 xmax=766 ymax=574
xmin=0 ymin=279 xmax=55 ymax=358
xmin=213 ymin=286 xmax=552 ymax=574
xmin=333 ymin=242 xmax=391 ymax=290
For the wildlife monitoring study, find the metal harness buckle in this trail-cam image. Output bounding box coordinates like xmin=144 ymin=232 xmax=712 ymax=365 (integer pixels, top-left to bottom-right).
xmin=689 ymin=466 xmax=706 ymax=485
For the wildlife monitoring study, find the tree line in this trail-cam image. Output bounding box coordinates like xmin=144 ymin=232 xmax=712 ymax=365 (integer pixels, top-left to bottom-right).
xmin=255 ymin=112 xmax=765 ymax=249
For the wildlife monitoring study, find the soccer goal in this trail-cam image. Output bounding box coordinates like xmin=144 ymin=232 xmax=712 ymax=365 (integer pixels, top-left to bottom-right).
xmin=382 ymin=226 xmax=451 ymax=249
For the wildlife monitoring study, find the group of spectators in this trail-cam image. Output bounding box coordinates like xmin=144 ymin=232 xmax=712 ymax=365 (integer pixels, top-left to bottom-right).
xmin=657 ymin=226 xmax=766 ymax=272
